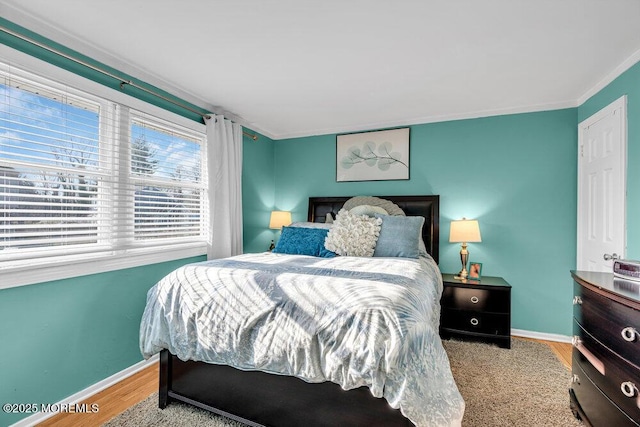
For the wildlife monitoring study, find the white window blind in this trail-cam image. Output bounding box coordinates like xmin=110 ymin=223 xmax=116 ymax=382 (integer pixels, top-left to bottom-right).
xmin=129 ymin=112 xmax=204 ymax=243
xmin=0 ymin=64 xmax=207 ymax=267
xmin=0 ymin=72 xmax=114 ymax=260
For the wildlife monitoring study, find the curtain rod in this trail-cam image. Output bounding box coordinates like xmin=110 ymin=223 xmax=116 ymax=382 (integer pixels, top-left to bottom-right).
xmin=1 ymin=25 xmax=259 ymax=141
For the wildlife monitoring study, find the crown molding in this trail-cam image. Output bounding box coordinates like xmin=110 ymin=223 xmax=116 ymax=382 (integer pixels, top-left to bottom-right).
xmin=272 ymin=100 xmax=578 ymax=140
xmin=578 ymin=48 xmax=640 ymax=106
xmin=3 ymin=2 xmax=639 ymax=142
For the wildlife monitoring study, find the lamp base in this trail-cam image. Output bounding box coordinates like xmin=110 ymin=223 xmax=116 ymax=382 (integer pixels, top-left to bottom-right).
xmin=454 ymin=269 xmax=469 ymax=280
xmin=455 ymin=243 xmax=469 ymax=280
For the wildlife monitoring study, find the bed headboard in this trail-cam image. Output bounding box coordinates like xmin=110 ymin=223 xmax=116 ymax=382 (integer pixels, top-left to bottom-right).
xmin=307 ymin=195 xmax=440 ymax=264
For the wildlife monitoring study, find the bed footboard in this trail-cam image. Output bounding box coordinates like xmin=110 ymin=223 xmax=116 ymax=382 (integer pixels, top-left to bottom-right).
xmin=158 ymin=349 xmax=413 ymax=427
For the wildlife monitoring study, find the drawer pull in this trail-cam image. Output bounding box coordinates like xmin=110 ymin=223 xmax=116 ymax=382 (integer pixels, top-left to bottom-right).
xmin=571 ymin=336 xmax=581 ymax=349
xmin=571 ymin=374 xmax=580 ymax=384
xmin=470 ymin=296 xmax=479 ymax=304
xmin=572 ymin=296 xmax=582 ymax=305
xmin=572 ymin=336 xmax=605 ymax=375
xmin=470 ymin=318 xmax=479 ymax=326
xmin=620 ymin=381 xmax=638 ymax=398
xmin=621 ymin=327 xmax=638 ymax=342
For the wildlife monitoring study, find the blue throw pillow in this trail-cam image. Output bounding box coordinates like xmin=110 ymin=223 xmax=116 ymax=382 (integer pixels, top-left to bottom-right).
xmin=273 ymin=226 xmax=336 ymax=258
xmin=373 ymin=215 xmax=425 ymax=258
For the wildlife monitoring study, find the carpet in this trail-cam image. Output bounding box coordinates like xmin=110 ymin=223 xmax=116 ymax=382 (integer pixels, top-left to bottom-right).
xmin=104 ymin=339 xmax=581 ymax=427
xmin=442 ymin=339 xmax=581 ymax=426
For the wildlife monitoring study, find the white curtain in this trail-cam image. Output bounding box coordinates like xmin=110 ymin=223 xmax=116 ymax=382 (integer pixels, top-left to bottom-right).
xmin=205 ymin=115 xmax=243 ymax=259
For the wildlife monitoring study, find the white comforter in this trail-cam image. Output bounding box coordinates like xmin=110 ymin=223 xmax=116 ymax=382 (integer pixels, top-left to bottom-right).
xmin=139 ymin=252 xmax=464 ymax=426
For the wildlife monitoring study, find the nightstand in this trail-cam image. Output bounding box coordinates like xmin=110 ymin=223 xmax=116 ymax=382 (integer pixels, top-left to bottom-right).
xmin=440 ymin=273 xmax=512 ymax=349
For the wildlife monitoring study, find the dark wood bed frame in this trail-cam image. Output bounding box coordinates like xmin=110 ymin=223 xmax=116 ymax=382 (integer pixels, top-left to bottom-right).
xmin=158 ymin=195 xmax=440 ymax=426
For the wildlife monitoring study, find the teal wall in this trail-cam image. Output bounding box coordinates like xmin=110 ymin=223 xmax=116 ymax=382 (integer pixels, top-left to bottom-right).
xmin=242 ymin=132 xmax=276 ymax=253
xmin=0 ymin=255 xmax=205 ymax=426
xmin=578 ymin=61 xmax=640 ymax=259
xmin=274 ymin=109 xmax=579 ymax=336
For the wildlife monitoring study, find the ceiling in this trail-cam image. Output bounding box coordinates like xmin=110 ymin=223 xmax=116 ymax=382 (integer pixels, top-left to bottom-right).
xmin=2 ymin=1 xmax=640 ymax=140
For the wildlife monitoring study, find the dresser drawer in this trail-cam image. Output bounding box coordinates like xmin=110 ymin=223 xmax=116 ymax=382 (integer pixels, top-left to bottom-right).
xmin=441 ymin=309 xmax=509 ymax=335
xmin=441 ymin=286 xmax=509 ymax=313
xmin=572 ymin=354 xmax=640 ymax=427
xmin=573 ymin=322 xmax=640 ymax=421
xmin=574 ymin=282 xmax=640 ymax=367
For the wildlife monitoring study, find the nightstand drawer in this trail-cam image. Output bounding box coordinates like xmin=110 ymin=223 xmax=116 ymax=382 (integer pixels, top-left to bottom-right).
xmin=441 ymin=309 xmax=510 ymax=335
xmin=441 ymin=286 xmax=509 ymax=313
xmin=440 ymin=274 xmax=512 ymax=348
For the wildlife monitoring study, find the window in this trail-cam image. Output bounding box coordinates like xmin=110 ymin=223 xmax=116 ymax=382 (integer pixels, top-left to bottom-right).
xmin=0 ymin=64 xmax=207 ymax=275
xmin=129 ymin=112 xmax=204 ymax=243
xmin=0 ymin=72 xmax=111 ymax=260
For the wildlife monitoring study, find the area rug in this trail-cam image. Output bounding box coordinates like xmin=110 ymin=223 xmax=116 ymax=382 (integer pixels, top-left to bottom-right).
xmin=104 ymin=339 xmax=581 ymax=427
xmin=442 ymin=339 xmax=581 ymax=426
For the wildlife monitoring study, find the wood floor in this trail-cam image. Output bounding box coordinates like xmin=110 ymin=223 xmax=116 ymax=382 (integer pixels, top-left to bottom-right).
xmin=37 ymin=338 xmax=572 ymax=426
xmin=514 ymin=336 xmax=572 ymax=370
xmin=37 ymin=363 xmax=158 ymax=427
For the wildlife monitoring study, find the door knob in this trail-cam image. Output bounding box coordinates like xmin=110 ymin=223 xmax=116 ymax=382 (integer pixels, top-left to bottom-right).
xmin=603 ymin=253 xmax=620 ymax=261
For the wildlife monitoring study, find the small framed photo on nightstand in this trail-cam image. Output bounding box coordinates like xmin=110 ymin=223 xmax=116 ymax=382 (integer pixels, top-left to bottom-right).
xmin=468 ymin=262 xmax=482 ymax=280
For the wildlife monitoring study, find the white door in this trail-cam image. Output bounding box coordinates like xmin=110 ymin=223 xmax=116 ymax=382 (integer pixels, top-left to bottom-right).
xmin=577 ymin=96 xmax=627 ymax=272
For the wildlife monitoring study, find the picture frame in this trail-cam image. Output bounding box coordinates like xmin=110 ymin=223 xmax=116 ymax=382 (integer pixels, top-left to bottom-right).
xmin=336 ymin=127 xmax=410 ymax=182
xmin=468 ymin=262 xmax=483 ymax=280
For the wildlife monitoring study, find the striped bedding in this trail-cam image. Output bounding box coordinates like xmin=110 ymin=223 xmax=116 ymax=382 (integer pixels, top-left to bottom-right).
xmin=140 ymin=252 xmax=464 ymax=426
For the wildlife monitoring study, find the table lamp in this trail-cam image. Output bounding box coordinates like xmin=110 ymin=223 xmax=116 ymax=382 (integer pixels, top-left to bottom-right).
xmin=269 ymin=210 xmax=292 ymax=250
xmin=449 ymin=218 xmax=482 ymax=279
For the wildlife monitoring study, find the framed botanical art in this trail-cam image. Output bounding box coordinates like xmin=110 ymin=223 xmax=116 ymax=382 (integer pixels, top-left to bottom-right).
xmin=336 ymin=127 xmax=410 ymax=182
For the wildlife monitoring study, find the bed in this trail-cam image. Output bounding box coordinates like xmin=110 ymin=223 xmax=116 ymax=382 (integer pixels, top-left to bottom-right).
xmin=139 ymin=195 xmax=464 ymax=427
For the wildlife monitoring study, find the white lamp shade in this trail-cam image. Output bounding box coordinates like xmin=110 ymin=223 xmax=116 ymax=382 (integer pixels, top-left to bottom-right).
xmin=449 ymin=219 xmax=482 ymax=243
xmin=269 ymin=211 xmax=292 ymax=229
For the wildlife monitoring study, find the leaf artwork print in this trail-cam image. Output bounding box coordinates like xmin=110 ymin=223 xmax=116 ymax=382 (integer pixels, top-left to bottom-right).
xmin=336 ymin=128 xmax=409 ymax=182
xmin=340 ymin=141 xmax=407 ymax=171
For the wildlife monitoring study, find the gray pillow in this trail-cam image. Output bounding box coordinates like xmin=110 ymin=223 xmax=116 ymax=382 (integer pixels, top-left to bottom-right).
xmin=373 ymin=214 xmax=425 ymax=258
xmin=342 ymin=196 xmax=405 ymax=216
xmin=349 ymin=204 xmax=388 ymax=217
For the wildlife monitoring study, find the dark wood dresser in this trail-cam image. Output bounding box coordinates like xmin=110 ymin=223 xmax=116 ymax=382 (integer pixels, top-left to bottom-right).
xmin=440 ymin=274 xmax=511 ymax=349
xmin=570 ymin=270 xmax=640 ymax=426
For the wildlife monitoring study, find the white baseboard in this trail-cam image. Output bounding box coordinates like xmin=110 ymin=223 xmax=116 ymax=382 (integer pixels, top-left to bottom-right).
xmin=10 ymin=354 xmax=158 ymax=427
xmin=511 ymin=328 xmax=572 ymax=344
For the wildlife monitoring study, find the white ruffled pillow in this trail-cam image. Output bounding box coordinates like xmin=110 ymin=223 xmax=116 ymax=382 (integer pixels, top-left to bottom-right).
xmin=324 ymin=209 xmax=382 ymax=257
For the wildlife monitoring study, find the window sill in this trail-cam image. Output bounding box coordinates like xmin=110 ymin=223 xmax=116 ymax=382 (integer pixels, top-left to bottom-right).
xmin=0 ymin=242 xmax=207 ymax=290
